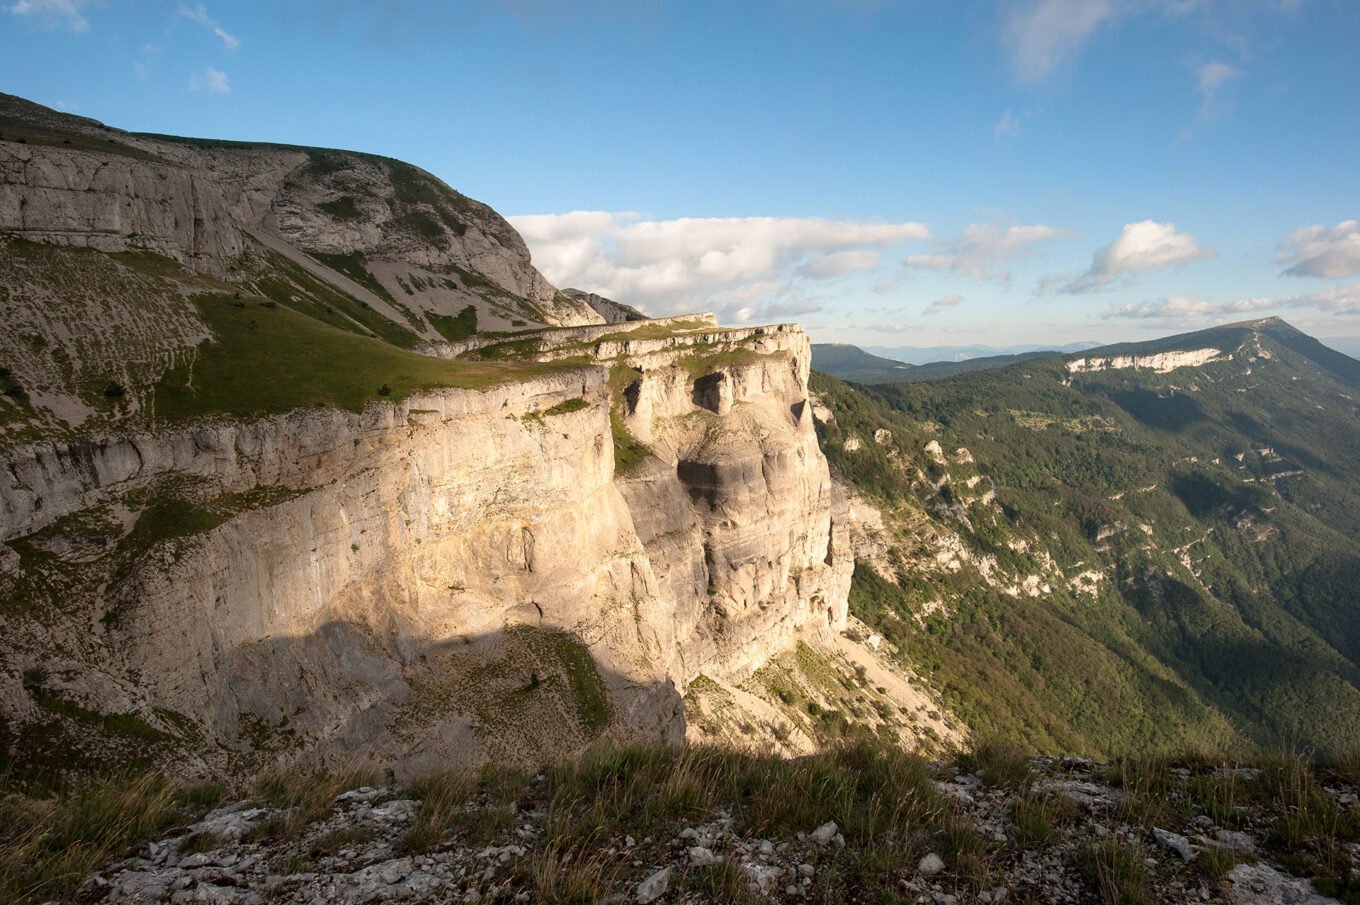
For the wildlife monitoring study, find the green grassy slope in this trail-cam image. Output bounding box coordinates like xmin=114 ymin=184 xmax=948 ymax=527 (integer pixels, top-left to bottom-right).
xmin=153 ymin=293 xmax=568 ymax=420
xmin=0 ymin=240 xmax=576 ymax=448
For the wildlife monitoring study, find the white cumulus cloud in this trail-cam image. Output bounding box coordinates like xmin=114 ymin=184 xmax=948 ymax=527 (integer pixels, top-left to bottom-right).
xmin=1060 ymin=220 xmax=1214 ymax=293
xmin=904 ymin=223 xmax=1071 ymax=284
xmin=190 ymin=67 xmax=231 ymax=94
xmin=509 ymin=211 xmax=929 ymax=322
xmin=6 ymin=0 xmax=90 ymax=31
xmin=1277 ymin=220 xmax=1360 ymax=278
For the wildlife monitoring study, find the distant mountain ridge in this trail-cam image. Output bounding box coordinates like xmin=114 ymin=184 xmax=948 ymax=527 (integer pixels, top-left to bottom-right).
xmin=866 ymin=340 xmax=1102 ymax=364
xmin=1069 ymin=316 xmax=1360 ymax=383
xmin=809 ymin=344 xmax=915 ymax=383
xmin=812 ymin=342 xmax=1066 ymax=384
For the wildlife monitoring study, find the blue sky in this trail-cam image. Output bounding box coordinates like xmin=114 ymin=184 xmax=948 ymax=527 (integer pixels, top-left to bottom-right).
xmin=3 ymin=0 xmax=1358 ymax=346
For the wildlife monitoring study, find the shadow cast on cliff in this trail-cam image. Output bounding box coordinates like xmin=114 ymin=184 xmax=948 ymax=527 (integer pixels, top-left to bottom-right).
xmin=206 ymin=619 xmax=687 ymax=781
xmin=1 ymin=619 xmax=686 ymax=784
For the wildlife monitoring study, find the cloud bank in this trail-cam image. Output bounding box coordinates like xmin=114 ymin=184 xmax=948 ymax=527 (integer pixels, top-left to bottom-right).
xmin=509 ymin=211 xmax=929 ymax=322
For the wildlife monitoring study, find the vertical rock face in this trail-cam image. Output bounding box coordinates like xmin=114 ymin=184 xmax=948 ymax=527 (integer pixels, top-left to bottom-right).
xmin=0 ymin=321 xmax=850 ymax=775
xmin=0 ymin=145 xmax=246 ymax=266
xmin=610 ymin=328 xmax=851 ymax=683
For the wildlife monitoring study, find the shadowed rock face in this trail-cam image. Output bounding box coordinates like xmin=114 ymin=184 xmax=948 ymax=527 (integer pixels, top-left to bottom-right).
xmin=690 ymin=372 xmax=732 ymax=414
xmin=218 ymin=622 xmax=686 ymax=781
xmin=0 ymin=322 xmax=850 ymax=776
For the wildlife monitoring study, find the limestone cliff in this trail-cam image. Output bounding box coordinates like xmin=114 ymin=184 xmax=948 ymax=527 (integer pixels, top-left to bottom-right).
xmin=0 ymin=316 xmax=853 ymax=777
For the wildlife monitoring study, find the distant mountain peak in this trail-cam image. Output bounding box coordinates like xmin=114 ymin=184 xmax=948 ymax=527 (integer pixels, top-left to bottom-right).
xmin=1071 ymin=318 xmax=1358 ymax=384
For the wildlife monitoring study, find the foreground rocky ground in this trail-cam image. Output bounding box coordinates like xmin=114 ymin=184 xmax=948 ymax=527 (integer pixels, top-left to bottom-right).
xmin=40 ymin=742 xmax=1354 ymax=905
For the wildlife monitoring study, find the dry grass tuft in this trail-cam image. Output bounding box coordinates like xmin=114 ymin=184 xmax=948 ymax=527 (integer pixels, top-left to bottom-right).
xmin=251 ymin=764 xmax=378 ymax=842
xmin=0 ymin=772 xmax=224 ymax=905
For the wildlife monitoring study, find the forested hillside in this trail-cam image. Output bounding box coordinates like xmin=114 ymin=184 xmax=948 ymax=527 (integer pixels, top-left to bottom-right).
xmin=814 ymin=318 xmax=1360 ymax=757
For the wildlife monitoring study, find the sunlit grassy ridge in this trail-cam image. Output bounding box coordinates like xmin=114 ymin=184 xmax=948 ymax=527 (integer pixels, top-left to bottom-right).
xmin=151 ymin=293 xmax=578 ymax=420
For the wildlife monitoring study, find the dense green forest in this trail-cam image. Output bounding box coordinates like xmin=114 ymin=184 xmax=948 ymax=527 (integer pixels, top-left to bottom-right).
xmin=814 ymin=318 xmax=1360 ymax=757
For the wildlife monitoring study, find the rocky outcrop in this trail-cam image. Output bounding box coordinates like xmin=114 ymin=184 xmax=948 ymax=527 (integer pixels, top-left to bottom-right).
xmin=1066 ymin=348 xmax=1224 ymax=374
xmin=609 ymin=326 xmax=850 ymax=679
xmin=0 ymin=140 xmax=245 ymax=267
xmin=0 ymin=92 xmax=601 ymax=336
xmin=75 ymin=748 xmax=1358 ymax=905
xmin=0 ymin=318 xmax=850 ymax=776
